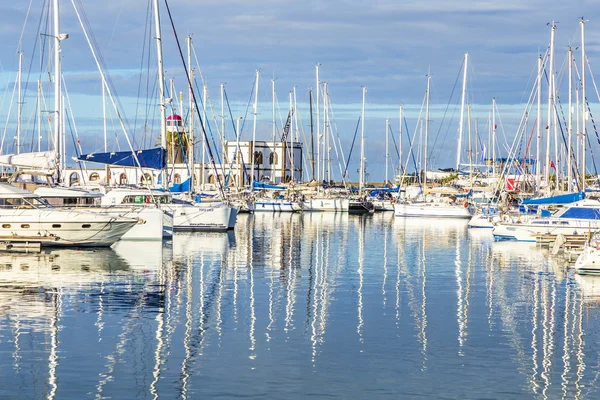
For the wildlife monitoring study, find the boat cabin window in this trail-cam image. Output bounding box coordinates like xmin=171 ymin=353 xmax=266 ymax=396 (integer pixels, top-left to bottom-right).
xmin=122 ymin=195 xmax=170 ymax=204
xmin=0 ymin=197 xmax=50 ymax=208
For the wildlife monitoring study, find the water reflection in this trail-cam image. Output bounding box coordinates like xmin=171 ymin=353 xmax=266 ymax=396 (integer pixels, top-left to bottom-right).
xmin=1 ymin=214 xmax=600 ymax=398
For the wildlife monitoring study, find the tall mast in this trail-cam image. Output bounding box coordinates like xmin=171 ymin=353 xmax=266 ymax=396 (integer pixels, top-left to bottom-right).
xmin=359 ymin=86 xmax=366 ymax=194
xmin=456 ymin=53 xmax=468 ymax=171
xmin=492 ymin=98 xmax=496 ymax=183
xmin=545 ymin=21 xmax=556 ymax=187
xmin=201 ymin=84 xmax=207 ymax=187
xmin=424 ymin=76 xmax=431 ymax=190
xmin=220 ymin=83 xmax=225 ymax=177
xmin=271 ymin=79 xmax=276 ymax=182
xmin=289 ymin=90 xmax=294 ymax=182
xmin=309 ymin=88 xmax=315 ymax=181
xmin=187 ymin=35 xmax=195 ymax=194
xmin=385 ymin=119 xmax=389 ymax=184
xmin=250 ymin=70 xmax=259 ymax=184
xmin=567 ymin=47 xmax=573 ymax=191
xmin=53 ymin=0 xmax=61 ymax=180
xmin=293 ymin=87 xmax=300 ymax=182
xmin=152 ymin=0 xmax=167 ymax=188
xmin=536 ymin=54 xmax=542 ymax=190
xmin=581 ymin=18 xmax=587 ymax=191
xmin=315 ymin=64 xmax=320 ymax=182
xmin=467 ymin=104 xmax=473 ymax=187
xmin=399 ymin=105 xmax=403 ymax=178
xmin=37 ymin=80 xmax=42 ymax=152
xmin=323 ymin=82 xmax=328 ymax=182
xmin=17 ymin=52 xmax=23 ymax=154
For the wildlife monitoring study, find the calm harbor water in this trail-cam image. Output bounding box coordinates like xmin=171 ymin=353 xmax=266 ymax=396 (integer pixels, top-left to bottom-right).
xmin=1 ymin=213 xmax=600 ymax=399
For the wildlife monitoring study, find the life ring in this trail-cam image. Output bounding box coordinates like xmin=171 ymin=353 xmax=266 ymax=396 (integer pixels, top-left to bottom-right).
xmin=145 ymin=196 xmax=151 ymax=204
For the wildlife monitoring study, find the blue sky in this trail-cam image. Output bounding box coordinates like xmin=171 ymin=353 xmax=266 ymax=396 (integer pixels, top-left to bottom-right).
xmin=0 ymin=0 xmax=599 ymax=181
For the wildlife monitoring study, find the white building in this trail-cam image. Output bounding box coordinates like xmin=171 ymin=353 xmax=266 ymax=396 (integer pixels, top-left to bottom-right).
xmin=61 ymin=139 xmax=303 ymax=191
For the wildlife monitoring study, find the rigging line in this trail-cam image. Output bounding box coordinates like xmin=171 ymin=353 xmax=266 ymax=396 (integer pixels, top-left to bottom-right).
xmin=404 ymin=115 xmax=422 ymax=189
xmin=342 ymin=116 xmax=361 ymax=182
xmin=192 ymin=77 xmax=223 ymax=167
xmin=224 ymin=88 xmax=250 ymax=185
xmin=428 ymin=59 xmax=463 ymax=166
xmin=163 ymin=0 xmax=228 ymax=195
xmin=16 ymin=0 xmax=35 ymax=53
xmin=133 ymin=0 xmax=153 ymax=146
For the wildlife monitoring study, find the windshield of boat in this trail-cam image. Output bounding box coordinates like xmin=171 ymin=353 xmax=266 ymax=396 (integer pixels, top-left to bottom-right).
xmin=0 ymin=197 xmax=51 ymax=208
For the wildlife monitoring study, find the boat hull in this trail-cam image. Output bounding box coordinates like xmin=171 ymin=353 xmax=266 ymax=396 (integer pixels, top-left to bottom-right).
xmin=0 ymin=209 xmax=137 ymax=247
xmin=169 ymin=204 xmax=234 ymax=231
xmin=306 ymin=198 xmax=349 ymax=212
xmin=251 ymin=200 xmax=303 ymax=212
xmin=394 ymin=203 xmax=473 ymax=218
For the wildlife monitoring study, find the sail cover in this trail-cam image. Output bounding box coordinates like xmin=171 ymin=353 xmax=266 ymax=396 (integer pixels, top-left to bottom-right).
xmin=0 ymin=150 xmax=57 ymax=171
xmin=252 ymin=181 xmax=285 ymax=190
xmin=521 ymin=191 xmax=585 ymax=205
xmin=77 ymin=147 xmax=166 ymax=170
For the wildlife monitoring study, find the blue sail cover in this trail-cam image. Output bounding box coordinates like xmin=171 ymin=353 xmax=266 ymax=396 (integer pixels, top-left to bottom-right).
xmin=521 ymin=191 xmax=585 ymax=205
xmin=252 ymin=181 xmax=285 ymax=190
xmin=169 ymin=177 xmax=191 ymax=193
xmin=77 ymin=147 xmax=166 ymax=170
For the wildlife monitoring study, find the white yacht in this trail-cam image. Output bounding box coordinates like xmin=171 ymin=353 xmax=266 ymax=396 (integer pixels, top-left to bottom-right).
xmin=394 ymin=187 xmax=474 ymax=219
xmin=492 ymin=198 xmax=600 ymax=242
xmin=34 ymin=186 xmax=166 ymax=240
xmin=251 ymin=197 xmax=304 ymax=212
xmin=0 ymin=183 xmax=137 ymax=247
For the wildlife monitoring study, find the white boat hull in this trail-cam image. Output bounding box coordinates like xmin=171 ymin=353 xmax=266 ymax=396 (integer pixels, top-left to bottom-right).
xmin=306 ymin=198 xmax=349 ymax=212
xmin=394 ymin=202 xmax=473 ymax=218
xmin=492 ymin=219 xmax=600 ymax=242
xmin=169 ymin=204 xmax=234 ymax=231
xmin=372 ymin=199 xmax=395 ymax=211
xmin=86 ymin=206 xmax=165 ymax=240
xmin=251 ymin=199 xmax=303 ymax=212
xmin=575 ymin=245 xmax=600 ymax=273
xmin=0 ymin=209 xmax=137 ymax=247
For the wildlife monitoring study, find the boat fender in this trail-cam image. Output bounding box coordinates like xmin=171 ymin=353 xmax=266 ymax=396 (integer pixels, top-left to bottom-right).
xmin=145 ymin=196 xmax=151 ymax=204
xmin=463 ymin=200 xmax=469 ymax=208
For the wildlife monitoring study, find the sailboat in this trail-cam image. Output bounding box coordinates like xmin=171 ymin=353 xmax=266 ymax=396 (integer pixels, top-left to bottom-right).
xmin=348 ymin=87 xmax=374 ymax=214
xmin=394 ymin=74 xmax=473 ymax=219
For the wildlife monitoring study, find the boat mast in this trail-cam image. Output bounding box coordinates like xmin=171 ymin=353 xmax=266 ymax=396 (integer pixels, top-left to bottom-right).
xmin=152 ymin=0 xmax=168 ymax=189
xmin=359 ymin=86 xmax=366 ymax=194
xmin=271 ymin=78 xmax=276 ymax=182
xmin=309 ymin=88 xmax=315 ymax=181
xmin=37 ymin=80 xmax=42 ymax=152
xmin=468 ymin=104 xmax=473 ymax=187
xmin=323 ymin=82 xmax=329 ymax=183
xmin=545 ymin=21 xmax=556 ymax=188
xmin=293 ymin=87 xmax=300 ymax=182
xmin=567 ymin=47 xmax=573 ymax=191
xmin=385 ymin=119 xmax=389 ymax=184
xmin=536 ymin=54 xmax=542 ymax=191
xmin=289 ymin=90 xmax=293 ymax=182
xmin=456 ymin=53 xmax=468 ymax=172
xmin=201 ymin=84 xmax=207 ymax=187
xmin=251 ymin=70 xmax=259 ymax=185
xmin=581 ymin=18 xmax=587 ymax=191
xmin=53 ymin=0 xmax=62 ymax=181
xmin=424 ymin=76 xmax=431 ymax=191
xmin=492 ymin=98 xmax=496 ymax=184
xmin=187 ymin=35 xmax=195 ymax=194
xmin=220 ymin=83 xmax=225 ymax=179
xmin=17 ymin=52 xmax=23 ymax=154
xmin=316 ymin=64 xmax=320 ymax=182
xmin=399 ymin=105 xmax=403 ymax=179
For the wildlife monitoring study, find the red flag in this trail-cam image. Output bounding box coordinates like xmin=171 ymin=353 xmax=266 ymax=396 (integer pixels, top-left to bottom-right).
xmin=550 ymin=160 xmax=556 ymax=170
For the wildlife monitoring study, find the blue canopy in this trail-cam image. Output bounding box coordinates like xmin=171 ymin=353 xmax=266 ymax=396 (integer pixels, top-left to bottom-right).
xmin=252 ymin=181 xmax=285 ymax=190
xmin=77 ymin=147 xmax=166 ymax=170
xmin=521 ymin=191 xmax=585 ymax=205
xmin=169 ymin=177 xmax=191 ymax=193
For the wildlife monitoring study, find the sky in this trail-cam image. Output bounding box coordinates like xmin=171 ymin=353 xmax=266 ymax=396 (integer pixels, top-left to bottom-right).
xmin=0 ymin=0 xmax=599 ymax=182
